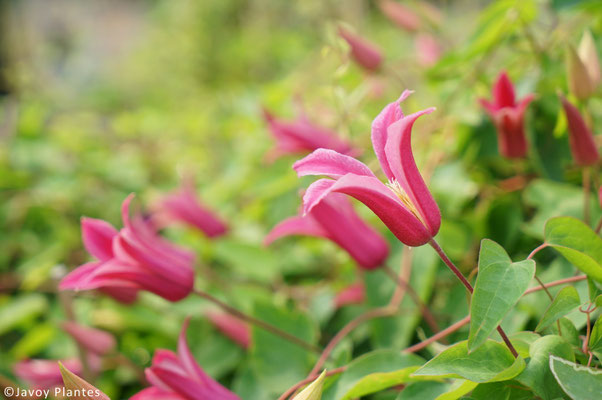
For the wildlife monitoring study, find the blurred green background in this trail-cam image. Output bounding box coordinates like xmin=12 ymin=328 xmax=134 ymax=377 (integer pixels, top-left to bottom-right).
xmin=1 ymin=0 xmax=602 ymax=398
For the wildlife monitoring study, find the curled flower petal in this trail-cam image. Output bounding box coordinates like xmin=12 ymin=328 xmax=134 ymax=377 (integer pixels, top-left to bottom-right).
xmin=294 ymin=148 xmax=376 ymax=179
xmin=81 ymin=218 xmax=117 ymax=262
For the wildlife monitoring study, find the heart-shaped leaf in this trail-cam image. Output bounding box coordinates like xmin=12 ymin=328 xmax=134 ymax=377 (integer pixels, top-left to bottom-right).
xmin=549 ymin=356 xmax=602 ymax=400
xmin=411 ymin=340 xmax=525 ymax=383
xmin=544 ymin=217 xmax=602 ymax=282
xmin=468 ymin=239 xmax=535 ymax=351
xmin=535 ymin=286 xmax=581 ymax=332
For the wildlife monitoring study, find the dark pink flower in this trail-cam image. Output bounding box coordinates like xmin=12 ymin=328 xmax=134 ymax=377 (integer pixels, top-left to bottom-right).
xmin=338 ymin=27 xmax=384 ymax=72
xmin=415 ymin=34 xmax=441 ymax=66
xmin=14 ymin=358 xmax=100 ymax=392
xmin=205 ymin=311 xmax=250 ymax=349
xmin=60 ymin=195 xmax=195 ymax=302
xmin=263 ymin=108 xmax=356 ymax=160
xmin=62 ymin=322 xmax=116 ymax=356
xmin=559 ymin=94 xmax=600 ymax=166
xmin=378 ymin=0 xmax=421 ymax=32
xmin=479 ymin=72 xmax=534 ymax=159
xmin=293 ymin=90 xmax=441 ymax=247
xmin=153 ymin=179 xmax=228 ymax=238
xmin=333 ymin=282 xmax=365 ymax=308
xmin=265 ymin=193 xmax=389 ymax=269
xmin=131 ymin=319 xmax=240 ymax=400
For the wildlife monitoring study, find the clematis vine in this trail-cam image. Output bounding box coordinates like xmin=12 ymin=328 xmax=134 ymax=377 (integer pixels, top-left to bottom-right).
xmin=205 ymin=311 xmax=251 ymax=349
xmin=153 ymin=178 xmax=228 ymax=238
xmin=293 ymin=90 xmax=440 ymax=247
xmin=59 ymin=194 xmax=195 ymax=303
xmin=263 ymin=107 xmax=357 ymax=160
xmin=338 ymin=27 xmax=383 ymax=72
xmin=479 ymin=71 xmax=535 ymax=159
xmin=265 ymin=193 xmax=389 ymax=269
xmin=559 ymin=94 xmax=600 ymax=166
xmin=131 ymin=319 xmax=240 ymax=400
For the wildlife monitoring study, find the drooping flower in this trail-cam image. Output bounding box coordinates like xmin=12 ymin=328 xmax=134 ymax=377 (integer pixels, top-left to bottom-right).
xmin=205 ymin=311 xmax=251 ymax=349
xmin=559 ymin=94 xmax=600 ymax=166
xmin=153 ymin=178 xmax=228 ymax=238
xmin=415 ymin=34 xmax=442 ymax=67
xmin=131 ymin=319 xmax=240 ymax=400
xmin=338 ymin=27 xmax=384 ymax=72
xmin=61 ymin=322 xmax=116 ymax=356
xmin=14 ymin=358 xmax=100 ymax=392
xmin=293 ymin=90 xmax=441 ymax=247
xmin=263 ymin=107 xmax=356 ymax=160
xmin=333 ymin=282 xmax=365 ymax=308
xmin=60 ymin=195 xmax=195 ymax=303
xmin=378 ymin=0 xmax=421 ymax=32
xmin=479 ymin=72 xmax=534 ymax=158
xmin=265 ymin=193 xmax=389 ymax=269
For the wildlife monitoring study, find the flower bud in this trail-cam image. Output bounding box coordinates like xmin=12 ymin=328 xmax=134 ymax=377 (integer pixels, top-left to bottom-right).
xmin=579 ymin=30 xmax=600 ymax=88
xmin=567 ymin=44 xmax=595 ymax=100
xmin=58 ymin=362 xmax=110 ymax=400
xmin=292 ymin=370 xmax=326 ymax=400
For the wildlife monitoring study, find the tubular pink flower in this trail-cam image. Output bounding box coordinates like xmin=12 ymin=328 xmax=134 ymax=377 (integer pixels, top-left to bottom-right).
xmin=415 ymin=34 xmax=442 ymax=66
xmin=293 ymin=91 xmax=440 ymax=247
xmin=479 ymin=71 xmax=534 ymax=159
xmin=263 ymin=108 xmax=356 ymax=160
xmin=333 ymin=282 xmax=365 ymax=308
xmin=378 ymin=0 xmax=421 ymax=32
xmin=338 ymin=27 xmax=384 ymax=72
xmin=205 ymin=311 xmax=251 ymax=349
xmin=14 ymin=358 xmax=100 ymax=392
xmin=265 ymin=193 xmax=389 ymax=269
xmin=61 ymin=322 xmax=116 ymax=356
xmin=131 ymin=319 xmax=240 ymax=400
xmin=153 ymin=179 xmax=228 ymax=238
xmin=559 ymin=94 xmax=600 ymax=166
xmin=60 ymin=195 xmax=195 ymax=303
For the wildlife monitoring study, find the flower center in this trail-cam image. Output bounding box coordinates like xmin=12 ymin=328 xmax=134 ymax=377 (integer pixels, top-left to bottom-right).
xmin=385 ymin=179 xmax=425 ymax=224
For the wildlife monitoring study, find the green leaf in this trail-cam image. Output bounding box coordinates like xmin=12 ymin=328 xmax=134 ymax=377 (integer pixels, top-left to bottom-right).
xmin=396 ymin=382 xmax=451 ymax=400
xmin=549 ymin=356 xmax=602 ymax=399
xmin=293 ymin=370 xmax=326 ymax=400
xmin=544 ymin=217 xmax=602 ymax=282
xmin=0 ymin=294 xmax=48 ymax=335
xmin=516 ymin=335 xmax=574 ymax=400
xmin=333 ymin=350 xmax=425 ymax=400
xmin=411 ymin=340 xmax=525 ymax=383
xmin=589 ymin=315 xmax=602 ymax=352
xmin=471 ymin=381 xmax=534 ymax=400
xmin=435 ymin=380 xmax=478 ymax=400
xmin=468 ymin=240 xmax=535 ymax=351
xmin=535 ymin=286 xmax=581 ymax=331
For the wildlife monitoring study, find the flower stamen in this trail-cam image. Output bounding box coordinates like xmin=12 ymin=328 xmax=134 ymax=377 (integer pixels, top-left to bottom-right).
xmin=386 ymin=179 xmax=425 ymax=225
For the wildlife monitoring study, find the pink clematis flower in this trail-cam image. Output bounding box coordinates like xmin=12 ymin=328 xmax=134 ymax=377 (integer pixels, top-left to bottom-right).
xmin=60 ymin=195 xmax=195 ymax=303
xmin=333 ymin=282 xmax=366 ymax=308
xmin=153 ymin=179 xmax=228 ymax=238
xmin=479 ymin=72 xmax=535 ymax=159
xmin=559 ymin=94 xmax=600 ymax=166
xmin=205 ymin=311 xmax=250 ymax=349
xmin=14 ymin=358 xmax=100 ymax=392
xmin=378 ymin=0 xmax=421 ymax=32
xmin=62 ymin=322 xmax=116 ymax=356
xmin=415 ymin=34 xmax=442 ymax=67
xmin=263 ymin=107 xmax=356 ymax=160
xmin=265 ymin=193 xmax=389 ymax=269
xmin=338 ymin=27 xmax=384 ymax=72
xmin=293 ymin=91 xmax=441 ymax=247
xmin=131 ymin=319 xmax=240 ymax=400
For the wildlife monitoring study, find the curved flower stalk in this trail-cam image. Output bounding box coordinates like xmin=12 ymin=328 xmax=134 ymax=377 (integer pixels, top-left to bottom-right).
xmin=265 ymin=193 xmax=390 ymax=269
xmin=263 ymin=107 xmax=357 ymax=160
xmin=60 ymin=195 xmax=195 ymax=303
xmin=61 ymin=322 xmax=116 ymax=356
xmin=205 ymin=311 xmax=250 ymax=349
xmin=131 ymin=319 xmax=240 ymax=400
xmin=293 ymin=90 xmax=440 ymax=247
xmin=338 ymin=27 xmax=383 ymax=72
xmin=14 ymin=358 xmax=99 ymax=391
xmin=559 ymin=94 xmax=600 ymax=166
xmin=479 ymin=71 xmax=535 ymax=159
xmin=153 ymin=178 xmax=228 ymax=238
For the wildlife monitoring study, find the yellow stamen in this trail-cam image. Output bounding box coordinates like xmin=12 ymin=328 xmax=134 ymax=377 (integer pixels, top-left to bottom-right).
xmin=386 ymin=179 xmax=426 ymax=224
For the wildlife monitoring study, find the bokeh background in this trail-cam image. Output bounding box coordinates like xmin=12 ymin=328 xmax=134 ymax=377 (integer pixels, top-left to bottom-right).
xmin=1 ymin=0 xmax=601 ymax=399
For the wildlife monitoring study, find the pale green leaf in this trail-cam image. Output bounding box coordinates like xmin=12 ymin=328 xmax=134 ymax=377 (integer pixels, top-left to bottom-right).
xmin=549 ymin=356 xmax=602 ymax=400
xmin=468 ymin=239 xmax=535 ymax=351
xmin=535 ymin=286 xmax=581 ymax=331
xmin=434 ymin=380 xmax=478 ymax=400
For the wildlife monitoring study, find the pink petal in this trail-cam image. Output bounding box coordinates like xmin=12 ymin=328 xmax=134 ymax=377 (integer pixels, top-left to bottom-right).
xmin=378 ymin=0 xmax=421 ymax=32
xmin=131 ymin=387 xmax=187 ymax=400
xmin=264 ymin=215 xmax=329 ymax=245
xmin=206 ymin=311 xmax=251 ymax=349
xmin=303 ymin=174 xmax=432 ymax=246
xmin=81 ymin=218 xmax=118 ymax=261
xmin=384 ymin=108 xmax=441 ymax=235
xmin=293 ymin=148 xmax=376 ymax=179
xmin=338 ymin=27 xmax=383 ymax=72
xmin=493 ymin=71 xmax=516 ymax=108
xmin=371 ymin=90 xmax=413 ymax=180
xmin=61 ymin=322 xmax=116 ymax=356
xmin=560 ymin=95 xmax=600 ymax=166
xmin=334 ymin=282 xmax=366 ymax=308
